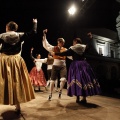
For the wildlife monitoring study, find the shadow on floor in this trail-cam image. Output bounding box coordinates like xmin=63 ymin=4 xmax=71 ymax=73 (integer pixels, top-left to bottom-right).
xmin=66 ymin=102 xmax=100 ymax=110
xmin=1 ymin=110 xmax=26 ymax=120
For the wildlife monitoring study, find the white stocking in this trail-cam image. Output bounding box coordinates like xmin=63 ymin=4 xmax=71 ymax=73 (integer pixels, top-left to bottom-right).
xmin=55 ymin=79 xmax=58 ymax=90
xmin=50 ymin=80 xmax=55 ymax=94
xmin=60 ymin=78 xmax=66 ymax=91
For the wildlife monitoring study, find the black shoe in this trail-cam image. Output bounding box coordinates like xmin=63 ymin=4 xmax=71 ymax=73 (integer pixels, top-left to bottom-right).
xmin=80 ymin=99 xmax=87 ymax=104
xmin=76 ymin=100 xmax=80 ymax=103
xmin=48 ymin=94 xmax=52 ymax=101
xmin=76 ymin=96 xmax=80 ymax=103
xmin=15 ymin=109 xmax=21 ymax=115
xmin=58 ymin=91 xmax=62 ymax=99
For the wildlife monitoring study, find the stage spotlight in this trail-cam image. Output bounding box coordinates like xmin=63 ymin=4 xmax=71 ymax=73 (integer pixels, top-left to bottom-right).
xmin=68 ymin=5 xmax=77 ymax=15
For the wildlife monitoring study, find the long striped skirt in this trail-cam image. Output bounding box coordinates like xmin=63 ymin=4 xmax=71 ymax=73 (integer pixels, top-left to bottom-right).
xmin=0 ymin=53 xmax=35 ymax=105
xmin=67 ymin=60 xmax=101 ymax=97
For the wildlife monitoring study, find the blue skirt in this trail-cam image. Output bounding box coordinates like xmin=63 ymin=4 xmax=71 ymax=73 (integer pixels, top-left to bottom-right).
xmin=67 ymin=60 xmax=101 ymax=97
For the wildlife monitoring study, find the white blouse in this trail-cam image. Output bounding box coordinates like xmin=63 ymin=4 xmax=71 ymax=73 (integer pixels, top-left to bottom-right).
xmin=34 ymin=58 xmax=47 ymax=71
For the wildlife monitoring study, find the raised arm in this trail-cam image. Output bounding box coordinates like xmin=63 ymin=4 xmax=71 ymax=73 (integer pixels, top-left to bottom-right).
xmin=30 ymin=47 xmax=35 ymax=61
xmin=20 ymin=18 xmax=37 ymax=41
xmin=35 ymin=58 xmax=48 ymax=63
xmin=42 ymin=29 xmax=54 ymax=52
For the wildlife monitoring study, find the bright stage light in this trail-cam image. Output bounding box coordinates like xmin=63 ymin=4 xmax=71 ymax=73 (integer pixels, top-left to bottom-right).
xmin=68 ymin=5 xmax=76 ymax=15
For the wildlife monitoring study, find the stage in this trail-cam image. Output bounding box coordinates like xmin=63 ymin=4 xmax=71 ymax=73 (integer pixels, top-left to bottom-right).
xmin=0 ymin=88 xmax=120 ymax=120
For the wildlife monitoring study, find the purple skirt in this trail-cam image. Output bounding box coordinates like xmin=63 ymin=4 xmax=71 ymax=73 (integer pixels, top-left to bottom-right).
xmin=67 ymin=60 xmax=101 ymax=97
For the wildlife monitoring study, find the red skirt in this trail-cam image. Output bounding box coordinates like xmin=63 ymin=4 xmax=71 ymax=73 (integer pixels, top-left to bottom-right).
xmin=29 ymin=67 xmax=47 ymax=87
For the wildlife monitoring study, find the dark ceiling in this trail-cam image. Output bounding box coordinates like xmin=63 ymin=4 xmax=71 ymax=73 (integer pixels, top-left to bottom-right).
xmin=0 ymin=0 xmax=120 ymax=31
xmin=0 ymin=0 xmax=120 ymax=70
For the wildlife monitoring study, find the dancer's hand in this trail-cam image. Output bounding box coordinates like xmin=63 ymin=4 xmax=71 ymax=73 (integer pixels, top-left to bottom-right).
xmin=33 ymin=18 xmax=37 ymax=23
xmin=43 ymin=29 xmax=48 ymax=34
xmin=50 ymin=51 xmax=55 ymax=56
xmin=31 ymin=47 xmax=34 ymax=52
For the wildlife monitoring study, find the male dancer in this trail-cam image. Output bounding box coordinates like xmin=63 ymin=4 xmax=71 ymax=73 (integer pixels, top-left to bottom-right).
xmin=42 ymin=29 xmax=67 ymax=100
